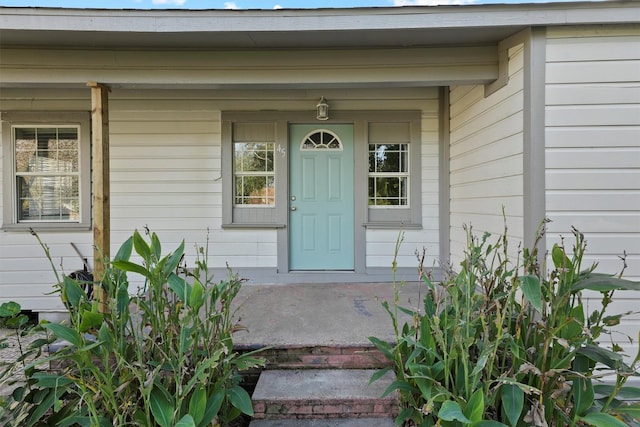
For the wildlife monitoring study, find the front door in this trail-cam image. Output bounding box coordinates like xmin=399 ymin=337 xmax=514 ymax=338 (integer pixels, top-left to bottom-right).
xmin=289 ymin=124 xmax=354 ymax=270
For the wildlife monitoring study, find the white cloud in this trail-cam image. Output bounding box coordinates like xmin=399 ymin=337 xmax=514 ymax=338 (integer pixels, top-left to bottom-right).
xmin=273 ymin=4 xmax=283 ymax=9
xmin=394 ymin=0 xmax=477 ymax=5
xmin=152 ymin=0 xmax=187 ymax=5
xmin=224 ymin=2 xmax=239 ymax=8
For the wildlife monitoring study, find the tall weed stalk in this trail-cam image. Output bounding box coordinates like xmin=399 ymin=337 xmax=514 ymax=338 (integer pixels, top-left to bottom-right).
xmin=371 ymin=222 xmax=640 ymax=427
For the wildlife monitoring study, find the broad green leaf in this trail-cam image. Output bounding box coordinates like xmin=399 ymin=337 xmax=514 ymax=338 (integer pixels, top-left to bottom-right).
xmin=610 ymin=403 xmax=640 ymax=419
xmin=573 ymin=275 xmax=640 ymax=293
xmin=150 ymin=387 xmax=174 ymax=427
xmin=471 ymin=348 xmax=491 ymax=377
xmin=439 ymin=400 xmax=471 ymax=424
xmin=560 ymin=304 xmax=585 ymax=340
xmin=150 ymin=232 xmax=162 ymax=260
xmin=611 ymin=403 xmax=640 ymax=420
xmin=368 ymin=336 xmax=394 ymax=360
xmin=26 ymin=387 xmax=66 ymax=427
xmin=578 ymin=344 xmax=624 ymax=370
xmin=198 ymin=390 xmax=224 ymax=427
xmin=381 ymin=380 xmax=419 ymax=398
xmin=573 ymin=377 xmax=594 ymax=417
xmin=31 ymin=372 xmax=74 ymax=388
xmin=501 ymin=383 xmax=524 ymax=427
xmin=233 ymin=354 xmax=265 ymax=371
xmin=189 ymin=279 xmax=204 ymax=310
xmin=463 ymin=389 xmax=484 ymax=423
xmin=62 ymin=276 xmax=87 ymax=308
xmin=114 ymin=236 xmax=133 ymax=262
xmin=117 ymin=284 xmax=130 ymax=316
xmin=472 ymin=422 xmax=510 ymax=427
xmin=594 ymin=385 xmax=640 ymax=401
xmin=552 ymin=244 xmax=573 ymax=270
xmin=163 ymin=240 xmax=185 ymax=277
xmin=227 ymin=385 xmax=253 ymax=416
xmin=78 ymin=310 xmax=104 ymax=333
xmin=520 ymin=275 xmax=542 ymax=313
xmin=168 ymin=273 xmax=192 ymax=303
xmin=189 ymin=387 xmax=207 ymax=425
xmin=175 ymin=415 xmax=196 ymax=427
xmin=111 ymin=260 xmax=152 ymax=280
xmin=97 ymin=322 xmax=114 ymax=350
xmin=44 ymin=323 xmax=82 ymax=347
xmin=579 ymin=412 xmax=629 ymax=427
xmin=369 ymin=366 xmax=393 ymax=384
xmin=0 ymin=301 xmax=21 ymax=317
xmin=5 ymin=313 xmax=29 ymax=329
xmin=133 ymin=230 xmax=151 ymax=261
xmin=573 ymin=355 xmax=594 ymax=417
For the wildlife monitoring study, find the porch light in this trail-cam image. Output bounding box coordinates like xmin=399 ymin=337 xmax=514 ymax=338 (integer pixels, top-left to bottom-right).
xmin=316 ymin=97 xmax=329 ymax=121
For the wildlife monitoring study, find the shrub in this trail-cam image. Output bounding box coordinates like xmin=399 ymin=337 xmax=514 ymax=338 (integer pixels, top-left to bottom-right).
xmin=371 ymin=223 xmax=640 ymax=427
xmin=0 ymin=229 xmax=264 ymax=427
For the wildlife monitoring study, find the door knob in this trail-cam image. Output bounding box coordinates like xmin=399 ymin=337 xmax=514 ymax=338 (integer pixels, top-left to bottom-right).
xmin=290 ymin=206 xmax=297 ymax=211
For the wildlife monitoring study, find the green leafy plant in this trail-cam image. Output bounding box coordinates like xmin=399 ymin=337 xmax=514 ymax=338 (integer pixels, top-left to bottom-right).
xmin=0 ymin=229 xmax=264 ymax=427
xmin=371 ymin=222 xmax=640 ymax=427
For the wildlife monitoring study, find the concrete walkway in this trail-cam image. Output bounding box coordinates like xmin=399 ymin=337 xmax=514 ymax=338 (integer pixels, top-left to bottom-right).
xmin=232 ymin=281 xmax=424 ymax=349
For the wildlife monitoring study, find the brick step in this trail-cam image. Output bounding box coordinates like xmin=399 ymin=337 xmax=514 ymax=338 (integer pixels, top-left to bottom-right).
xmin=251 ymin=345 xmax=391 ymax=370
xmin=249 ymin=418 xmax=395 ymax=426
xmin=251 ymin=369 xmax=397 ymax=421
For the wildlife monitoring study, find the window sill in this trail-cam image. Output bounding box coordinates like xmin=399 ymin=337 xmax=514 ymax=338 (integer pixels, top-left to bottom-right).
xmin=364 ymin=222 xmax=422 ymax=230
xmin=2 ymin=223 xmax=91 ymax=232
xmin=222 ymin=223 xmax=286 ymax=229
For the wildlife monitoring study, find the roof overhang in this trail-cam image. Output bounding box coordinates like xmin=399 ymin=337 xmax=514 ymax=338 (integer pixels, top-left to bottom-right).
xmin=1 ymin=1 xmax=639 ymax=50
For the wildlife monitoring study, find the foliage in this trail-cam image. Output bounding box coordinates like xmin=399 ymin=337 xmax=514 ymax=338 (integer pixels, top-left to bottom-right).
xmin=371 ymin=223 xmax=640 ymax=427
xmin=0 ymin=229 xmax=264 ymax=426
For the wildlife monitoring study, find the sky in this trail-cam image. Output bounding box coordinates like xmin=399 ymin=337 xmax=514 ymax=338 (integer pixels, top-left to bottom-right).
xmin=0 ymin=0 xmax=597 ymax=10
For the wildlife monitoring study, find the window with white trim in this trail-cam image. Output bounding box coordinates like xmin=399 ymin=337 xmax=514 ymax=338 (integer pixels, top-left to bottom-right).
xmin=234 ymin=142 xmax=275 ymax=206
xmin=2 ymin=112 xmax=91 ymax=230
xmin=366 ymin=120 xmax=421 ymax=227
xmin=368 ymin=143 xmax=409 ymax=206
xmin=221 ymin=119 xmax=283 ymax=227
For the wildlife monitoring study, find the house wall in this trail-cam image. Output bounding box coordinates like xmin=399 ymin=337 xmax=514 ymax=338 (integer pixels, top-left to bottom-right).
xmin=545 ymin=25 xmax=640 ymax=355
xmin=0 ymin=87 xmax=440 ymax=311
xmin=448 ymin=44 xmax=525 ymax=267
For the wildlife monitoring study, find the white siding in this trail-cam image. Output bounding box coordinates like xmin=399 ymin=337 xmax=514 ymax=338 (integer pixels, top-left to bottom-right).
xmin=366 ymin=98 xmax=441 ymax=269
xmin=448 ymin=44 xmax=525 ymax=266
xmin=545 ymin=25 xmax=640 ymax=358
xmin=0 ymin=87 xmax=439 ymax=310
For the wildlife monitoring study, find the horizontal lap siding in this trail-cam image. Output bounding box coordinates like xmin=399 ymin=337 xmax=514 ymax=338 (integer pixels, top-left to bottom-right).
xmin=1 ymin=87 xmax=440 ymax=310
xmin=545 ymin=25 xmax=640 ymax=358
xmin=0 ymin=92 xmax=92 ymax=311
xmin=365 ymin=96 xmax=441 ymax=269
xmin=449 ymin=45 xmax=525 ymax=267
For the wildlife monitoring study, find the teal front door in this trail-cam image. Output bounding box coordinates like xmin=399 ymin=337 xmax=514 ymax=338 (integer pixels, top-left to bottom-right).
xmin=289 ymin=124 xmax=354 ymax=270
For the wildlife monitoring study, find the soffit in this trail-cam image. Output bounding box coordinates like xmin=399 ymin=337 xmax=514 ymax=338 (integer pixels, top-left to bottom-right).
xmin=0 ymin=1 xmax=638 ymax=50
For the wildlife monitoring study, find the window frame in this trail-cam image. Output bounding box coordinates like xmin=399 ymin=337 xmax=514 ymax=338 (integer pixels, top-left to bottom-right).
xmin=365 ymin=118 xmax=422 ymax=228
xmin=221 ymin=116 xmax=288 ymax=228
xmin=221 ymin=111 xmax=421 ymax=230
xmin=1 ymin=111 xmax=91 ymax=231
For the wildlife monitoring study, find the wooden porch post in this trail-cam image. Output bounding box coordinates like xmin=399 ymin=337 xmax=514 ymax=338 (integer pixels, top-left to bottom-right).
xmin=88 ymin=82 xmax=111 ymax=309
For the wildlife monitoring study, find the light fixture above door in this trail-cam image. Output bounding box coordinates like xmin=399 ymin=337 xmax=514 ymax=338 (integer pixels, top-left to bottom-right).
xmin=316 ymin=97 xmax=329 ymax=121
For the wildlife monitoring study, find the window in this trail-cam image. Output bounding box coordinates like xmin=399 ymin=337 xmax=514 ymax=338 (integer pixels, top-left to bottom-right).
xmin=366 ymin=120 xmax=421 ymax=227
xmin=234 ymin=142 xmax=275 ymax=205
xmin=221 ymin=118 xmax=284 ymax=228
xmin=301 ymin=130 xmax=343 ymax=150
xmin=368 ymin=143 xmax=409 ymax=206
xmin=2 ymin=112 xmax=91 ymax=230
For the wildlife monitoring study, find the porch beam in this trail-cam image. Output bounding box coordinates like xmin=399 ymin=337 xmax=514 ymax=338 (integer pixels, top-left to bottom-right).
xmin=88 ymin=81 xmax=111 ymax=309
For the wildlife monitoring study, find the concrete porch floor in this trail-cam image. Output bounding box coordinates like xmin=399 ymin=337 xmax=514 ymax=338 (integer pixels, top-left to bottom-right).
xmin=232 ymin=281 xmax=425 ymax=350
